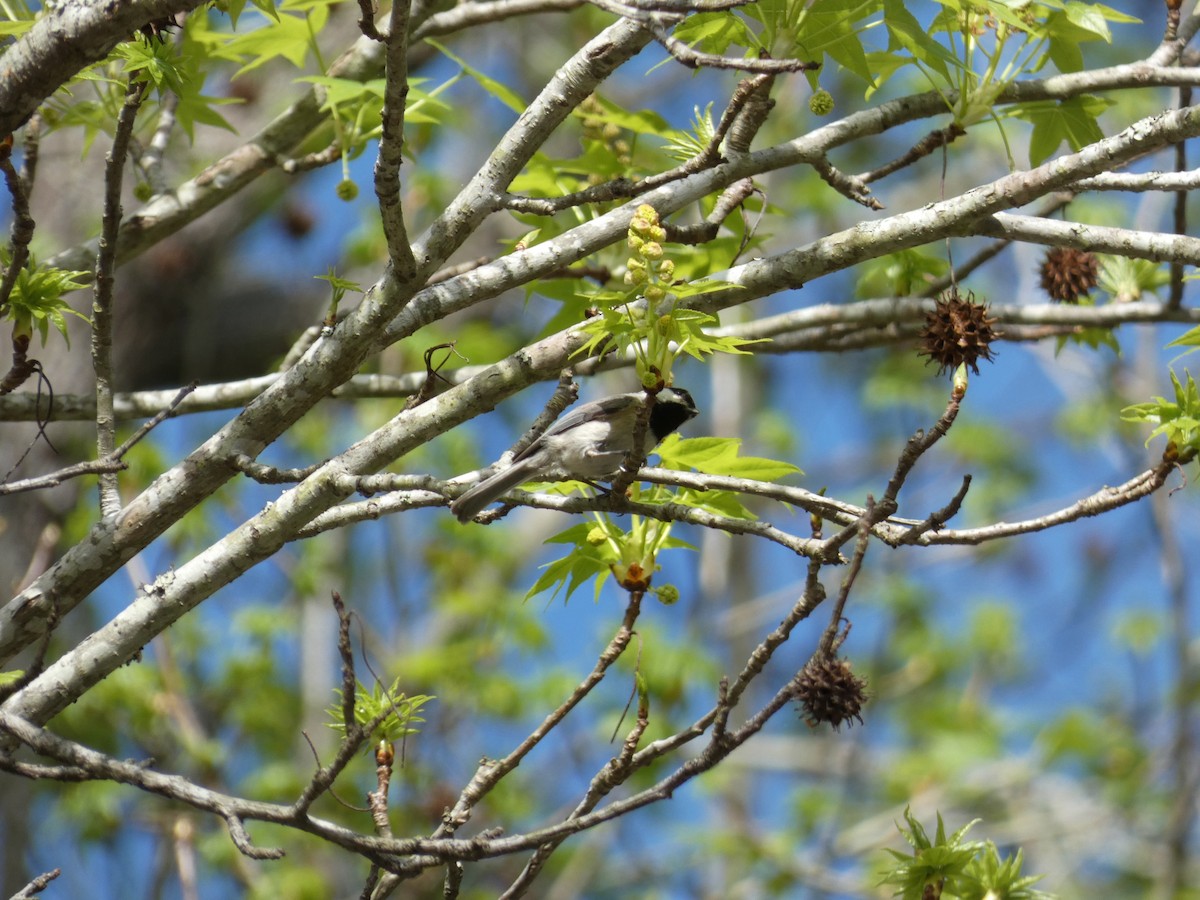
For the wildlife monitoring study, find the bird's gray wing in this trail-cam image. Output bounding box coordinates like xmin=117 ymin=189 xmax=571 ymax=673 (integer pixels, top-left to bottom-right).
xmin=513 ymin=393 xmax=639 ymax=460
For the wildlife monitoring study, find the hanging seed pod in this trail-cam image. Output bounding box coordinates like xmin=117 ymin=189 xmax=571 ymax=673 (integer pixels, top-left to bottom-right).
xmin=1039 ymin=247 xmax=1099 ymax=303
xmin=917 ymin=289 xmax=1000 ymax=376
xmin=794 ymin=656 xmax=869 ymax=731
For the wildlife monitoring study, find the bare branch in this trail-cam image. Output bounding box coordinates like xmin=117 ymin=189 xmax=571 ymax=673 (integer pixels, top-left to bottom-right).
xmin=433 ymin=592 xmax=645 ymax=839
xmin=138 ymin=99 xmax=177 ymax=197
xmin=811 ymin=155 xmax=883 ymax=209
xmin=0 ymin=382 xmax=192 ymax=497
xmin=93 ymin=78 xmax=147 ymax=519
xmin=0 ymin=150 xmax=35 ymax=313
xmin=225 ymin=814 xmax=286 ymax=861
xmin=356 ymin=0 xmax=383 ymax=40
xmin=970 ymin=211 xmax=1200 ymax=261
xmin=4 ymin=291 xmax=1200 ymax=426
xmin=414 ymin=0 xmax=584 ymax=37
xmin=859 ymin=122 xmax=967 ymax=184
xmin=919 ymin=457 xmax=1186 ymax=546
xmin=9 ymin=867 xmax=61 ymax=899
xmin=413 ymin=18 xmax=654 ymax=268
xmin=0 ymin=458 xmax=129 ymax=497
xmin=1071 ymin=167 xmax=1200 ymax=191
xmin=374 ymin=0 xmax=417 ymax=278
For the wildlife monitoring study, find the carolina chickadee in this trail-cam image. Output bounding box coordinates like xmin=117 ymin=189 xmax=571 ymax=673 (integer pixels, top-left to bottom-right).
xmin=450 ymin=387 xmax=698 ymax=522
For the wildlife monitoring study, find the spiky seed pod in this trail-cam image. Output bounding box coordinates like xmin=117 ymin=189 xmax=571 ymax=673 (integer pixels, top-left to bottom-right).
xmin=1039 ymin=247 xmax=1099 ymax=303
xmin=918 ymin=290 xmax=999 ymax=376
xmin=794 ymin=656 xmax=868 ymax=730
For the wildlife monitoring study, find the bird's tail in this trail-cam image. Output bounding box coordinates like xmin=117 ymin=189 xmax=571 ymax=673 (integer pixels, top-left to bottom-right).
xmin=450 ymin=461 xmax=539 ymax=522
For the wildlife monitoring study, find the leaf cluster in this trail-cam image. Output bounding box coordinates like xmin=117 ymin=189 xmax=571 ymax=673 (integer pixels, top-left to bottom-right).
xmin=880 ymin=807 xmax=1054 ymax=900
xmin=526 ymin=434 xmax=799 ymax=602
xmin=1122 ymin=369 xmax=1200 ymax=462
xmin=327 ymin=678 xmax=435 ymax=744
xmin=575 ymin=204 xmax=757 ymax=387
xmin=0 ymin=251 xmax=90 ymax=346
xmin=675 ymin=0 xmax=1135 ymax=162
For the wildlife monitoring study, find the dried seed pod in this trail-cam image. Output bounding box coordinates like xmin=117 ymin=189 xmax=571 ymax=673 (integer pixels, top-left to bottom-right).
xmin=794 ymin=656 xmax=868 ymax=730
xmin=1039 ymin=247 xmax=1099 ymax=303
xmin=918 ymin=289 xmax=999 ymax=376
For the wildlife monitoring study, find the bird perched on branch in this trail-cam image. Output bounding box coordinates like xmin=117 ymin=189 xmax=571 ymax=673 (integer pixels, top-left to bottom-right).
xmin=451 ymin=387 xmax=698 ymax=522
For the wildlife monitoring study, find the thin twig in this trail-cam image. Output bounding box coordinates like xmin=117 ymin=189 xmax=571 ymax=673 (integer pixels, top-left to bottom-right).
xmin=1169 ymin=85 xmax=1191 ymax=310
xmin=229 ymin=454 xmax=322 ymax=484
xmin=374 ymin=0 xmax=416 ymax=278
xmin=894 ymin=474 xmax=972 ymax=546
xmin=0 ymin=151 xmax=35 ymax=312
xmin=10 ymin=868 xmax=61 ymax=899
xmin=811 ymin=156 xmax=883 ymax=209
xmin=137 ymin=90 xmax=179 ymax=196
xmin=0 ymin=458 xmax=128 ymax=496
xmin=432 ymin=591 xmax=645 ymax=840
xmin=505 ymin=74 xmax=774 ymax=216
xmin=500 ymin=637 xmax=653 ymax=897
xmin=333 ymin=591 xmax=358 ymax=732
xmin=921 ymin=455 xmax=1187 ymax=546
xmin=280 ymin=142 xmax=342 ymax=174
xmin=663 ymin=179 xmax=756 ymax=245
xmin=859 ymin=122 xmax=967 ymax=184
xmin=357 ymin=0 xmax=383 ymax=40
xmin=0 ymin=382 xmax=194 ymax=497
xmin=93 ymin=78 xmax=147 ymax=519
xmin=819 ymin=498 xmax=874 ymax=656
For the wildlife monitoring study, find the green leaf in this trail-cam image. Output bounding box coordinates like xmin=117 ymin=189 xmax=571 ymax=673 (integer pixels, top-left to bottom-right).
xmin=526 ymin=524 xmax=614 ymax=603
xmin=221 ymin=3 xmax=328 ymax=76
xmin=657 ymin=435 xmax=802 ymax=480
xmin=679 ymin=486 xmax=757 ymax=521
xmin=426 ymin=39 xmax=526 ymax=114
xmin=296 ymin=74 xmax=386 ymax=107
xmin=0 ymin=19 xmax=35 ymax=37
xmin=314 ymin=271 xmax=362 ymax=294
xmin=883 ymin=0 xmax=958 ymax=82
xmin=857 ymin=248 xmax=950 ymax=298
xmin=793 ymin=0 xmax=877 ymax=86
xmin=1111 ymin=610 xmax=1163 ymax=657
xmin=575 ymin=93 xmax=671 ymax=136
xmin=670 ymin=11 xmax=757 ymax=57
xmin=1121 ymin=368 xmax=1200 ymax=455
xmin=1063 ymin=2 xmax=1139 ymax=40
xmin=1053 ymin=319 xmax=1120 ymax=356
xmin=1009 ymin=95 xmax=1110 ymax=166
xmin=959 ymin=843 xmax=1055 ymax=900
xmin=116 ymin=41 xmax=187 ymax=94
xmin=880 ymin=806 xmax=986 ymax=898
xmin=661 ymin=104 xmax=717 ymax=163
xmin=1 ymin=252 xmax=91 ymax=348
xmin=1167 ymin=325 xmax=1200 ymax=349
xmin=862 ymin=50 xmax=915 ymax=96
xmin=211 ymin=0 xmax=280 ymax=28
xmin=326 ymin=679 xmax=434 ymax=743
xmin=172 ymin=92 xmax=241 ymax=140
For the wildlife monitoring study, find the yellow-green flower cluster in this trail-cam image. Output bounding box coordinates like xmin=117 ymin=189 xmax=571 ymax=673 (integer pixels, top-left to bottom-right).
xmin=580 ymin=95 xmax=632 ymax=182
xmin=624 ymin=204 xmax=675 ymax=305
